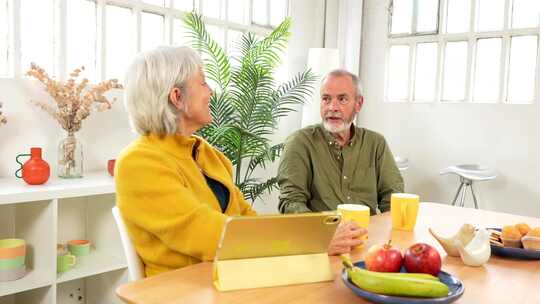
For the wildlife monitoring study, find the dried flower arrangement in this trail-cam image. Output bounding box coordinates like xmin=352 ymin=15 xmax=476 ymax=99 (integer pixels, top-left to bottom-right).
xmin=0 ymin=102 xmax=6 ymax=126
xmin=26 ymin=63 xmax=122 ymax=132
xmin=26 ymin=63 xmax=123 ymax=177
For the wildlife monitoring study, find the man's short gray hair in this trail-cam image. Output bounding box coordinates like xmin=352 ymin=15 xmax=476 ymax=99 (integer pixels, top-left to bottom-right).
xmin=321 ymin=69 xmax=363 ymax=98
xmin=124 ymin=46 xmax=203 ymax=135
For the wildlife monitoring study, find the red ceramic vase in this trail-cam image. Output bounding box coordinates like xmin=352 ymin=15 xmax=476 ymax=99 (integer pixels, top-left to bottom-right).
xmin=22 ymin=148 xmax=50 ymax=185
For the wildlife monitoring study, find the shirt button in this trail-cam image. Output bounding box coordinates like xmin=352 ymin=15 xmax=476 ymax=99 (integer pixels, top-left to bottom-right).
xmin=343 ymin=176 xmax=347 ymax=179
xmin=347 ymin=196 xmax=351 ymax=200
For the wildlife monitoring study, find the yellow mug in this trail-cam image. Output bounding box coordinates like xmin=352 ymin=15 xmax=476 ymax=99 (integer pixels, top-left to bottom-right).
xmin=391 ymin=193 xmax=420 ymax=231
xmin=337 ymin=204 xmax=370 ymax=228
xmin=337 ymin=204 xmax=370 ymax=250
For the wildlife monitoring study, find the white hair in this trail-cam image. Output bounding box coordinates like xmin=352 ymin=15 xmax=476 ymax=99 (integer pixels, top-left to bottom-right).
xmin=124 ymin=46 xmax=203 ymax=135
xmin=321 ymin=69 xmax=364 ymax=98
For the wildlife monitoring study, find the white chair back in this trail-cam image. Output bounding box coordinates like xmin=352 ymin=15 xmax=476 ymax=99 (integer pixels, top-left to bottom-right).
xmin=112 ymin=206 xmax=145 ymax=281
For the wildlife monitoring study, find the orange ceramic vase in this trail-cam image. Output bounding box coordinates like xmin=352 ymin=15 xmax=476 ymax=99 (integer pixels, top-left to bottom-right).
xmin=22 ymin=148 xmax=50 ymax=185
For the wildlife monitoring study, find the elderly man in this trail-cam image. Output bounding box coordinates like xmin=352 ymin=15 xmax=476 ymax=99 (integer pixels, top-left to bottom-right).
xmin=277 ymin=69 xmax=404 ymax=254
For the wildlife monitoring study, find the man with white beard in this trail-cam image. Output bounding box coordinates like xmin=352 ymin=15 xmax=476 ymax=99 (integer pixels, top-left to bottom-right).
xmin=277 ymin=70 xmax=404 ymax=255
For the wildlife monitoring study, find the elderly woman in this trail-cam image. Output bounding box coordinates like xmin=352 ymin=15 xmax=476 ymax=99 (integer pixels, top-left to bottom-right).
xmin=116 ymin=46 xmax=256 ymax=277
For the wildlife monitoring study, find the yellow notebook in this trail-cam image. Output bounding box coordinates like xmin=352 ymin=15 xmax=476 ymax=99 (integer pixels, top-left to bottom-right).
xmin=213 ymin=213 xmax=340 ymax=291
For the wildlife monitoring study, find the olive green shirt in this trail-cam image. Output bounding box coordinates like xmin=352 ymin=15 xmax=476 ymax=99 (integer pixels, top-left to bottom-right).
xmin=277 ymin=124 xmax=404 ymax=215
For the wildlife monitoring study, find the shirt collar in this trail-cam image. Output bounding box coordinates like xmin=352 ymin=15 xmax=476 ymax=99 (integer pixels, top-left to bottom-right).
xmin=320 ymin=123 xmax=357 ymax=147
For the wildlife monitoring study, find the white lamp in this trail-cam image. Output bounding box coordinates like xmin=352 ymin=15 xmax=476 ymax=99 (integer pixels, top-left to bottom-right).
xmin=302 ymin=48 xmax=340 ymax=127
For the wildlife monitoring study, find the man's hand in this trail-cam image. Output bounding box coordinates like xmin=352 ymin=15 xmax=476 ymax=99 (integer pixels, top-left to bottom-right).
xmin=328 ymin=221 xmax=367 ymax=255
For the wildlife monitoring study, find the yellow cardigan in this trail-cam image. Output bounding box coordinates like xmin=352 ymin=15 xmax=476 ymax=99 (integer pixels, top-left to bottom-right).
xmin=115 ymin=134 xmax=256 ymax=277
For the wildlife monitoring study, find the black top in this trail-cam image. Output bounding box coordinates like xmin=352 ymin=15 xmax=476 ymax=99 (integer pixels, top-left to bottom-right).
xmin=204 ymin=175 xmax=230 ymax=213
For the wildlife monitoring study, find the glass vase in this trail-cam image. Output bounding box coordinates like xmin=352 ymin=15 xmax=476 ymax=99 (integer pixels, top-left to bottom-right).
xmin=58 ymin=131 xmax=83 ymax=178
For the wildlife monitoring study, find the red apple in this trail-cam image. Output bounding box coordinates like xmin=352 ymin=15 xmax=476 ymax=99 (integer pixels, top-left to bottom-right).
xmin=365 ymin=242 xmax=403 ymax=272
xmin=404 ymin=243 xmax=442 ymax=276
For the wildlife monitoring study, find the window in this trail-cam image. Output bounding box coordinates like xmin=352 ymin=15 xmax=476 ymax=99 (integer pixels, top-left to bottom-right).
xmin=414 ymin=43 xmax=438 ymax=102
xmin=387 ymin=45 xmax=410 ymax=101
xmin=106 ymin=5 xmax=133 ymax=82
xmin=252 ymin=0 xmax=289 ymax=27
xmin=228 ymin=0 xmax=249 ymax=25
xmin=387 ymin=0 xmax=540 ymax=104
xmin=446 ymin=0 xmax=470 ymax=33
xmin=508 ymin=36 xmax=538 ymax=102
xmin=141 ymin=12 xmax=165 ymax=52
xmin=172 ymin=18 xmax=191 ymax=47
xmin=173 ymin=0 xmax=194 ymax=12
xmin=20 ymin=0 xmax=55 ymax=74
xmin=270 ymin=0 xmax=288 ymax=27
xmin=66 ymin=0 xmax=97 ymax=81
xmin=142 ymin=0 xmax=166 ymax=6
xmin=202 ymin=0 xmax=221 ymax=19
xmin=1 ymin=0 xmax=289 ymax=81
xmin=474 ymin=38 xmax=502 ymax=102
xmin=442 ymin=41 xmax=467 ymax=101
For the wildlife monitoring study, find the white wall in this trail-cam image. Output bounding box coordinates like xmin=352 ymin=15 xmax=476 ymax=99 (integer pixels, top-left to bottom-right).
xmin=359 ymin=0 xmax=540 ymax=217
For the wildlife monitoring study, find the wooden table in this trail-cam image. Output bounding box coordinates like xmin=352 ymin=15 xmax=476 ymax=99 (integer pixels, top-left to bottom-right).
xmin=116 ymin=203 xmax=540 ymax=303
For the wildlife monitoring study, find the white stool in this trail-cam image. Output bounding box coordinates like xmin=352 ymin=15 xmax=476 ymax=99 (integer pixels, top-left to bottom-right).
xmin=440 ymin=164 xmax=497 ymax=209
xmin=395 ymin=156 xmax=409 ymax=171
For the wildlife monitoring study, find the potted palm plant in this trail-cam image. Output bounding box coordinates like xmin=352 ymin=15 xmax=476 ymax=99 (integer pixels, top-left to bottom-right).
xmin=183 ymin=12 xmax=316 ymax=204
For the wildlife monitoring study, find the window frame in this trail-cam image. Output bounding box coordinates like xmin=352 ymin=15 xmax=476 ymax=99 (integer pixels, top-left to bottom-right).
xmin=385 ymin=0 xmax=540 ymax=104
xmin=0 ymin=0 xmax=289 ymax=80
xmin=388 ymin=0 xmax=441 ymax=38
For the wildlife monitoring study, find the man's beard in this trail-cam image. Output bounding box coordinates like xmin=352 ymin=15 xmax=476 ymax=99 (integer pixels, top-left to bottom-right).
xmin=322 ymin=111 xmax=354 ymax=133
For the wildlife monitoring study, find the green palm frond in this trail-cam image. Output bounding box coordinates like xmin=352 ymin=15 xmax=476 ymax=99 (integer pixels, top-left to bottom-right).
xmin=197 ymin=91 xmax=236 ymax=146
xmin=244 ymin=143 xmax=284 ymax=182
xmin=242 ymin=18 xmax=291 ymax=70
xmin=183 ymin=15 xmax=316 ymax=203
xmin=272 ymin=69 xmax=318 ymax=119
xmin=240 ymin=177 xmax=280 ymax=204
xmin=237 ymin=33 xmax=258 ymax=63
xmin=183 ymin=12 xmax=231 ymax=90
xmin=208 ymin=91 xmax=236 ymax=127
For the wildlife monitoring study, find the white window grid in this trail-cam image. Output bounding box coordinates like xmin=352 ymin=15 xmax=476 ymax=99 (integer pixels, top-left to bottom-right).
xmin=385 ymin=0 xmax=540 ymax=104
xmin=0 ymin=0 xmax=288 ymax=80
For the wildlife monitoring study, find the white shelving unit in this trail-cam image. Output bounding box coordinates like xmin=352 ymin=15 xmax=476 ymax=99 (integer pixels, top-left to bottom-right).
xmin=0 ymin=172 xmax=127 ymax=304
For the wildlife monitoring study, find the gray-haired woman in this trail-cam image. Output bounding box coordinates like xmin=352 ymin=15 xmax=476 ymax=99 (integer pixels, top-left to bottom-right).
xmin=115 ymin=46 xmax=256 ymax=277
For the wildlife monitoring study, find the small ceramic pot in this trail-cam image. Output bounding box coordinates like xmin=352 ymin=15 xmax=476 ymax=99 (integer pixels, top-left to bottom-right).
xmin=0 ymin=256 xmax=25 ymax=270
xmin=15 ymin=148 xmax=50 ymax=185
xmin=0 ymin=265 xmax=26 ymax=281
xmin=67 ymin=240 xmax=91 ymax=256
xmin=0 ymin=239 xmax=26 ymax=260
xmin=107 ymin=159 xmax=116 ymax=177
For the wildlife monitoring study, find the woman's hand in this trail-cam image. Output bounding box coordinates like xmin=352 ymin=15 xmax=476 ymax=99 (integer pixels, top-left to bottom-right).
xmin=328 ymin=221 xmax=367 ymax=255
